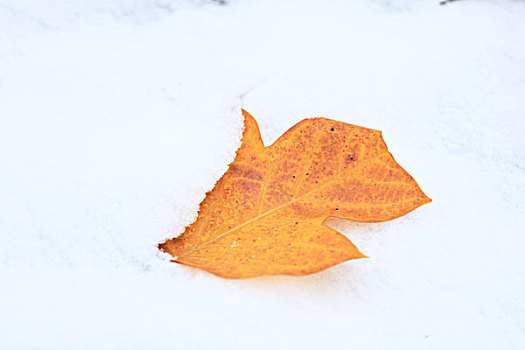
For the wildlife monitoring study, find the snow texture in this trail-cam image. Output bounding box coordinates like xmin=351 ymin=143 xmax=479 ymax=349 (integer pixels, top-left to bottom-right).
xmin=1 ymin=0 xmax=524 ymax=348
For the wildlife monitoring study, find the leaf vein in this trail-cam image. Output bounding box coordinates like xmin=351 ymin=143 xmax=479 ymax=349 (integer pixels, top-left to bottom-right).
xmin=192 ymin=177 xmax=225 ymax=249
xmin=292 ymin=135 xmax=320 ymax=198
xmin=258 ymin=158 xmax=273 ymax=215
xmin=179 ymin=152 xmax=388 ymax=258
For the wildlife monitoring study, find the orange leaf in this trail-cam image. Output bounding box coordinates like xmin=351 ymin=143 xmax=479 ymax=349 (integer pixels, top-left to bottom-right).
xmin=159 ymin=110 xmax=431 ymax=279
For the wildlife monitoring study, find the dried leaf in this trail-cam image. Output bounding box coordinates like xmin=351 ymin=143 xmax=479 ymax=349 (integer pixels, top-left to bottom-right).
xmin=159 ymin=110 xmax=431 ymax=278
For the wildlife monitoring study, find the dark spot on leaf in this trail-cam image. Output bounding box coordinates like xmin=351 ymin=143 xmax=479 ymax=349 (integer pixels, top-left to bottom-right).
xmin=335 ymin=208 xmax=339 ymax=210
xmin=295 ymin=222 xmax=298 ymax=225
xmin=330 ymin=127 xmax=334 ymax=132
xmin=306 ymin=173 xmax=309 ymax=175
xmin=349 ymin=156 xmax=354 ymax=161
xmin=293 ymin=175 xmax=296 ymax=178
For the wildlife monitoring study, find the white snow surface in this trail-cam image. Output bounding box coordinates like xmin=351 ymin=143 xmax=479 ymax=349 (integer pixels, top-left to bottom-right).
xmin=1 ymin=0 xmax=525 ymax=348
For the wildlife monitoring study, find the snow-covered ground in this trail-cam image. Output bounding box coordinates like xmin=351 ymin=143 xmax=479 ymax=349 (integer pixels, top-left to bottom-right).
xmin=1 ymin=0 xmax=524 ymax=348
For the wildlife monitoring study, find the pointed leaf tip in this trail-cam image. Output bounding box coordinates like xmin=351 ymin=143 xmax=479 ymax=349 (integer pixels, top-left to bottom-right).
xmin=240 ymin=109 xmax=264 ymax=149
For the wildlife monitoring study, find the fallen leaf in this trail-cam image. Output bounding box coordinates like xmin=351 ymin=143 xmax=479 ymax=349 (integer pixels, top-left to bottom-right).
xmin=159 ymin=110 xmax=431 ymax=279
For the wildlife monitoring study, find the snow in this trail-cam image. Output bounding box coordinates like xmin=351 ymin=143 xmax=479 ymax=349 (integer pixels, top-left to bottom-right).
xmin=1 ymin=0 xmax=524 ymax=348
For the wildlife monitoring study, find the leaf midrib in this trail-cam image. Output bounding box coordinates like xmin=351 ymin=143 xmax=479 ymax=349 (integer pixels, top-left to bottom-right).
xmin=177 ymin=151 xmax=387 ymax=259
